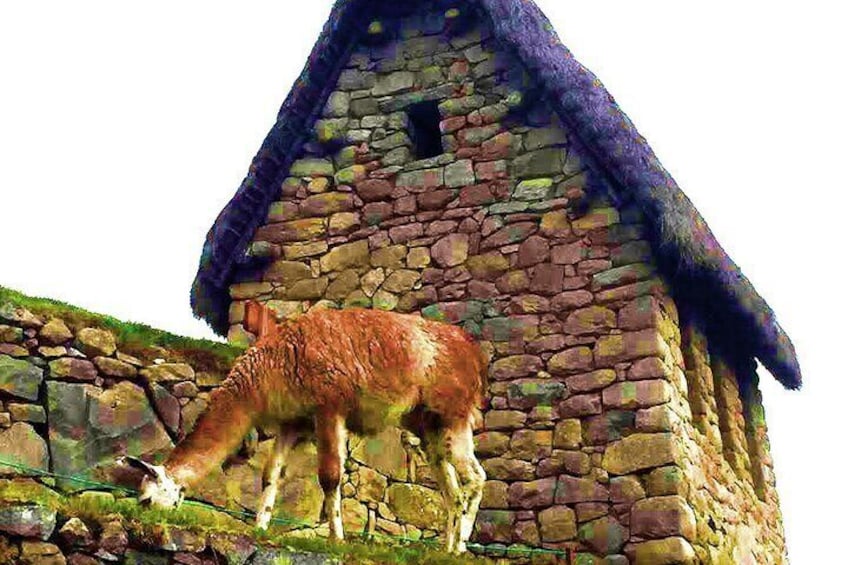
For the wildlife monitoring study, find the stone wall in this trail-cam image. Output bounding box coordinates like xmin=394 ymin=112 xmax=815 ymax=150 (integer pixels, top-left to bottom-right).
xmin=674 ymin=319 xmax=786 ymax=563
xmin=0 ymin=293 xmax=489 ymax=552
xmin=222 ymin=2 xmax=788 ymax=563
xmin=0 ymin=481 xmax=335 ymax=565
xmin=0 ymin=296 xmax=347 ymax=539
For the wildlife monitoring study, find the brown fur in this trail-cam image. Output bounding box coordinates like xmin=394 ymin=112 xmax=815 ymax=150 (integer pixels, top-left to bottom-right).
xmin=163 ymin=306 xmax=488 ymax=499
xmin=243 ymin=300 xmax=279 ymax=339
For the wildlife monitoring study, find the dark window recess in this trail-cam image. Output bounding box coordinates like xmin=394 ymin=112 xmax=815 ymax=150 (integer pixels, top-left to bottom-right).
xmin=407 ymin=101 xmax=443 ymax=159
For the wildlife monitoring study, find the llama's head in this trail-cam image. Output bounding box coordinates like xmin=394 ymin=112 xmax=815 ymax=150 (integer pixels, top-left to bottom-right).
xmin=118 ymin=456 xmax=184 ymax=508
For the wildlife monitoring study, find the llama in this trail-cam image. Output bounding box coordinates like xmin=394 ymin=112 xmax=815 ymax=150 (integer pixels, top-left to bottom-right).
xmin=120 ymin=303 xmax=488 ymax=554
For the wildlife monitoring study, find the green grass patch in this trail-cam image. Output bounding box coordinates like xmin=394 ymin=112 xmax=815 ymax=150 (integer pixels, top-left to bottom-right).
xmin=0 ymin=480 xmax=496 ymax=565
xmin=0 ymin=285 xmax=242 ymax=373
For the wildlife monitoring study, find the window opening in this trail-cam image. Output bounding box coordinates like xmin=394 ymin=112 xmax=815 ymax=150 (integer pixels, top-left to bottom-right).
xmin=407 ymin=101 xmax=443 ymax=159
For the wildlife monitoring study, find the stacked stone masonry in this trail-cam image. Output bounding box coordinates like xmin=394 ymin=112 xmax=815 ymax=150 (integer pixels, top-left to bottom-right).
xmin=224 ymin=3 xmax=787 ymax=564
xmin=0 ymin=489 xmax=339 ymax=565
xmin=0 ymin=3 xmax=787 ymax=564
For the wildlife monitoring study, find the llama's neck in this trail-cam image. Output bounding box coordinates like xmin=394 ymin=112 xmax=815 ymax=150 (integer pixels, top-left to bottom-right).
xmin=164 ymin=346 xmax=277 ymax=487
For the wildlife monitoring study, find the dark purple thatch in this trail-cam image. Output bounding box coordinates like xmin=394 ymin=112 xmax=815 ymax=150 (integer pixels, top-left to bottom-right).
xmin=190 ymin=0 xmax=801 ymax=389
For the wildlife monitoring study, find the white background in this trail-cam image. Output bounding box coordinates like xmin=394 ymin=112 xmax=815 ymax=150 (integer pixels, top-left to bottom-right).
xmin=1 ymin=2 xmax=845 ymax=562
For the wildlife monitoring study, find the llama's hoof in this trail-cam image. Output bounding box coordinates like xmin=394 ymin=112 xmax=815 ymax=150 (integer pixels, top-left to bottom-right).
xmin=255 ymin=514 xmax=271 ymax=530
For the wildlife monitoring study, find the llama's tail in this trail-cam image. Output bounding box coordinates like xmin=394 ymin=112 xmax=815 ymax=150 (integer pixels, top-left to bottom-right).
xmin=471 ymin=340 xmax=490 ymax=430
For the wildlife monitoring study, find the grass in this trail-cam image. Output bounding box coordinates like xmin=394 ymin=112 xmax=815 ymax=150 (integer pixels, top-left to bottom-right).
xmin=0 ymin=285 xmax=242 ymax=374
xmin=0 ymin=479 xmax=500 ymax=565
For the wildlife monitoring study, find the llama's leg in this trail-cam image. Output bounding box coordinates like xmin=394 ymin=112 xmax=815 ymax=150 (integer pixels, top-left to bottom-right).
xmin=316 ymin=411 xmax=347 ymax=542
xmin=425 ymin=429 xmax=464 ymax=554
xmin=449 ymin=419 xmax=486 ymax=551
xmin=256 ymin=427 xmax=298 ymax=530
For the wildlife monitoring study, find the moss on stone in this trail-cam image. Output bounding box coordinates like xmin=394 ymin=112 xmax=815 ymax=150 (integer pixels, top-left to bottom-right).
xmin=0 ymin=285 xmax=241 ymax=374
xmin=0 ymin=482 xmax=496 ymax=565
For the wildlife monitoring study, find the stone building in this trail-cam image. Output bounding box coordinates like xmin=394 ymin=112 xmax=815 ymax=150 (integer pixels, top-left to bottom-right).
xmin=189 ymin=1 xmax=801 ymax=563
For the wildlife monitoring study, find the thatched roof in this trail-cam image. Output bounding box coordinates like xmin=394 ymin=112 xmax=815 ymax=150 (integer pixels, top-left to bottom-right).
xmin=190 ymin=0 xmax=801 ymax=389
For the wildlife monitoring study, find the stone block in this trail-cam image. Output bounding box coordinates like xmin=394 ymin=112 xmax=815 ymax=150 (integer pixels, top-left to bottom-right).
xmin=431 ymin=233 xmax=469 ymax=268
xmin=481 ymin=480 xmax=510 ymax=509
xmin=267 ymin=200 xmax=299 ymax=223
xmin=550 ymin=290 xmax=593 ymax=311
xmin=486 ymin=219 xmax=539 ymax=247
xmin=47 ymin=381 xmax=172 ymax=489
xmin=323 ymin=91 xmax=349 ymax=118
xmin=444 ymin=159 xmax=475 ymax=188
xmin=255 ymin=218 xmax=327 ymax=244
xmin=475 ymin=432 xmax=511 ymax=457
xmin=514 ymin=520 xmax=540 ymax=546
xmin=564 ymin=306 xmax=617 ymax=336
xmin=555 ymin=476 xmax=609 ymax=504
xmin=490 ymin=355 xmax=544 ymax=380
xmin=579 ymin=516 xmax=627 ymax=555
xmin=0 ymin=324 xmax=23 ymax=343
xmin=507 ymin=379 xmax=566 ymax=410
xmin=283 ymin=241 xmax=329 ymax=260
xmin=516 ymin=236 xmax=550 ymax=268
xmin=538 ymin=451 xmax=590 ymax=478
xmin=0 ymin=355 xmax=43 ymax=400
xmin=320 ymin=240 xmax=370 ymax=273
xmin=628 ymin=357 xmax=667 ymax=381
xmin=636 ymin=405 xmax=675 ymax=432
xmin=645 ymin=466 xmax=687 ymax=497
xmin=396 ymin=168 xmax=443 ymax=190
xmin=566 ymin=369 xmax=617 ymax=393
xmin=300 ymin=192 xmax=355 ymax=217
xmin=7 ymin=403 xmax=47 ymax=424
xmin=357 ymin=466 xmax=387 ymax=505
xmin=466 ymin=252 xmax=511 ymax=280
xmin=552 ymin=419 xmax=582 ymax=449
xmin=630 ymin=495 xmax=696 ymax=541
xmin=508 ymin=477 xmax=556 ymax=509
xmin=484 ymin=410 xmax=527 ymax=431
xmin=39 ymin=318 xmax=73 ymax=345
xmin=381 ymin=270 xmax=420 ymax=293
xmin=572 ymin=208 xmax=620 ymax=232
xmin=386 ymin=484 xmax=443 ymax=529
xmin=594 ymin=330 xmax=666 ymax=367
xmin=512 ymin=148 xmax=564 ymax=178
xmin=0 ymin=423 xmax=49 ymax=475
xmin=264 ymin=260 xmax=312 ymax=285
xmin=602 ymin=433 xmax=677 ymax=475
xmin=627 ymin=537 xmax=696 ymax=565
xmin=474 ymin=510 xmax=514 ymax=543
xmin=558 ymin=393 xmax=602 ymax=417
xmin=19 ymin=541 xmax=64 ymax=565
xmin=593 ymin=263 xmax=655 ymax=290
xmin=285 ymin=277 xmax=329 ymax=300
xmin=350 ymin=427 xmax=407 ymax=481
xmin=602 ymin=380 xmax=672 ymax=410
xmin=289 ymin=158 xmax=334 ymax=178
xmin=529 ymin=263 xmax=566 ymax=295
xmin=373 ymin=71 xmax=415 ymax=96
xmin=548 ymin=347 xmax=593 ymax=375
xmin=93 ymin=357 xmax=137 ymax=378
xmin=481 ymin=457 xmax=535 ymax=481
xmin=49 ymin=358 xmax=97 ymax=382
xmin=618 ymin=296 xmax=662 ymax=330
xmin=140 ymin=363 xmax=195 ymax=383
xmin=510 ymin=429 xmax=552 ymax=461
xmin=388 ymin=223 xmax=425 ymax=244
xmin=583 ymin=411 xmax=636 ymax=445
xmin=610 ymin=476 xmax=646 ymax=506
xmin=539 ymin=506 xmax=577 ymax=542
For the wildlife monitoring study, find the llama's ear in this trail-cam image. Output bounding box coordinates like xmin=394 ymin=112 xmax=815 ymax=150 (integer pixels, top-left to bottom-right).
xmin=119 ymin=455 xmax=159 ymax=477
